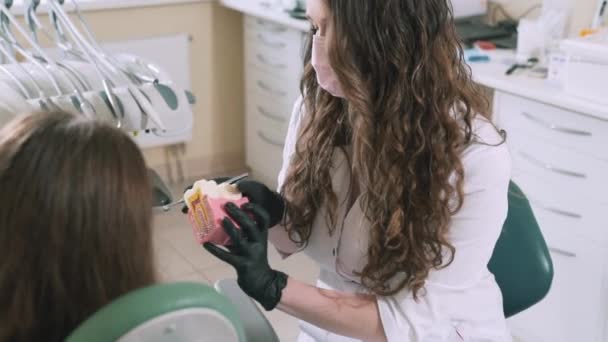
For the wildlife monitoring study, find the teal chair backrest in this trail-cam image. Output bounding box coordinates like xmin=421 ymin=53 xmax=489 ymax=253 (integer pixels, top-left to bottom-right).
xmin=67 ymin=282 xmax=246 ymax=342
xmin=488 ymin=182 xmax=554 ymax=318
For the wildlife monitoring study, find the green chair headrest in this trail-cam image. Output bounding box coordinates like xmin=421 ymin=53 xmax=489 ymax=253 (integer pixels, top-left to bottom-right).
xmin=66 ymin=282 xmax=245 ymax=342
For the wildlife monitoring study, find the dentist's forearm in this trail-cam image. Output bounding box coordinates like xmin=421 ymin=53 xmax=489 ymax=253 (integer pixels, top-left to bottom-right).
xmin=278 ymin=277 xmax=387 ymax=342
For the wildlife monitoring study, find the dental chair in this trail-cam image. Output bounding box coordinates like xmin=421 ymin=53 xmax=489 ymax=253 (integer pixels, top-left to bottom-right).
xmin=66 ymin=282 xmax=246 ymax=342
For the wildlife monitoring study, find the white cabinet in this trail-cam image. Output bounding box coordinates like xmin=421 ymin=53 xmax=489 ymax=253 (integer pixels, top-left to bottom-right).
xmin=508 ymin=233 xmax=608 ymax=342
xmin=243 ymin=15 xmax=305 ymax=187
xmin=495 ymin=91 xmax=608 ymax=342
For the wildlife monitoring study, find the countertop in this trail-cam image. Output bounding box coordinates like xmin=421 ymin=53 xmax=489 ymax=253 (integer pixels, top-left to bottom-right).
xmin=221 ymin=0 xmax=309 ymax=31
xmin=8 ymin=0 xmax=211 ymax=15
xmin=470 ymin=50 xmax=608 ymax=121
xmin=222 ymin=0 xmax=608 ymax=121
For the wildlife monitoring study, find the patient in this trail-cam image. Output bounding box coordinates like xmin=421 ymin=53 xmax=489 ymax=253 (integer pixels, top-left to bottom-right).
xmin=0 ymin=111 xmax=157 ymax=341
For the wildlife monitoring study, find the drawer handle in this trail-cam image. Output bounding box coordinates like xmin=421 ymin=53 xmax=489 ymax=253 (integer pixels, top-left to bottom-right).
xmin=257 ymin=131 xmax=285 ymax=147
xmin=519 ymin=151 xmax=587 ymax=179
xmin=257 ymin=106 xmax=286 ymax=123
xmin=257 ymin=33 xmax=287 ymax=49
xmin=257 ymin=80 xmax=287 ymax=97
xmin=549 ymin=247 xmax=577 ymax=258
xmin=542 ymin=206 xmax=583 ymax=219
xmin=255 ymin=19 xmax=287 ymax=33
xmin=521 ymin=112 xmax=592 ymax=137
xmin=256 ymin=53 xmax=287 ymax=70
xmin=529 ymin=197 xmax=583 ymax=219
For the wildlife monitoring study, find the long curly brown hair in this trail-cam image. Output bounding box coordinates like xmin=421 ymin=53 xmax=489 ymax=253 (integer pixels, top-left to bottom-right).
xmin=281 ymin=0 xmax=490 ymax=297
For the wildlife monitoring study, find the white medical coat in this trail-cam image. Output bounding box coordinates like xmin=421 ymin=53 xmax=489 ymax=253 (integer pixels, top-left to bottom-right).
xmin=270 ymin=98 xmax=513 ymax=342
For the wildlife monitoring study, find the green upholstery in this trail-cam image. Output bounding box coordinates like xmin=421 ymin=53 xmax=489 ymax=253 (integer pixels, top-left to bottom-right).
xmin=489 ymin=182 xmax=554 ymax=318
xmin=66 ymin=282 xmax=246 ymax=342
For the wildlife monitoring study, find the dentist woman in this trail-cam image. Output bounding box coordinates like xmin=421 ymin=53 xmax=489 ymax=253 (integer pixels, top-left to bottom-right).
xmin=204 ymin=0 xmax=512 ymax=341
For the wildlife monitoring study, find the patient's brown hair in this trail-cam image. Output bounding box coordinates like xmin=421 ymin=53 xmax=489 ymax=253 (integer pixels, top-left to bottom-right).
xmin=0 ymin=111 xmax=156 ymax=341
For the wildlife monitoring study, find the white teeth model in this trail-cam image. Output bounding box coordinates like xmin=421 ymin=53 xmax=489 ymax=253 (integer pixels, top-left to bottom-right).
xmin=184 ymin=180 xmax=243 ymax=203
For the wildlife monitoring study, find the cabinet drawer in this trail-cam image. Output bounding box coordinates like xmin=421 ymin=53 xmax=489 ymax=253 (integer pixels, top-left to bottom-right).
xmin=508 ymin=234 xmax=608 ymax=342
xmin=508 ymin=134 xmax=608 ymax=206
xmin=497 ymin=92 xmax=608 ymax=161
xmin=252 ymin=99 xmax=290 ymax=125
xmin=245 ymin=16 xmax=303 ymax=43
xmin=246 ymin=88 xmax=291 ymax=127
xmin=513 ymin=171 xmax=608 ymax=246
xmin=245 ymin=104 xmax=286 ymax=188
xmin=246 ymin=66 xmax=300 ymax=106
xmin=244 ymin=25 xmax=305 ymax=81
xmin=245 ymin=135 xmax=284 ymax=188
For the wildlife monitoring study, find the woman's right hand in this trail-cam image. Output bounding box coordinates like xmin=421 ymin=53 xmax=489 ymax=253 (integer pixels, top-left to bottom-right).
xmin=236 ymin=180 xmax=285 ymax=228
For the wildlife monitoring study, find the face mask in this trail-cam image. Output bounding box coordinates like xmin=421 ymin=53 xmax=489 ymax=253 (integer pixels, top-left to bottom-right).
xmin=311 ymin=34 xmax=345 ymax=98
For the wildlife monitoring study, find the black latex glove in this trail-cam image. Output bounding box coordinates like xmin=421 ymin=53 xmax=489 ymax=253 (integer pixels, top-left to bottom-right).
xmin=236 ymin=180 xmax=285 ymax=228
xmin=181 ymin=177 xmax=231 ymax=214
xmin=203 ymin=202 xmax=288 ymax=311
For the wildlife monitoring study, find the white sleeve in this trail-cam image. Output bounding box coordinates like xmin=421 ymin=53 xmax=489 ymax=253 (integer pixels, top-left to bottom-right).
xmin=269 ymin=97 xmax=305 ymax=256
xmin=377 ymin=133 xmax=512 ymax=341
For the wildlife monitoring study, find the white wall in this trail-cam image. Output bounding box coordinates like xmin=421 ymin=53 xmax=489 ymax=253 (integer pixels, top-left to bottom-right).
xmin=494 ymin=0 xmax=598 ymax=37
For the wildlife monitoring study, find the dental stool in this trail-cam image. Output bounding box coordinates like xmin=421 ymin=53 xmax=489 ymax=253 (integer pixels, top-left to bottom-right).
xmin=66 ymin=282 xmax=246 ymax=342
xmin=489 ymin=181 xmax=554 ymax=317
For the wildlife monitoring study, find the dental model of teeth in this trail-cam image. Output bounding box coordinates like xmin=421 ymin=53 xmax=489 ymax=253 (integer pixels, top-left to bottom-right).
xmin=184 ymin=179 xmax=249 ymax=245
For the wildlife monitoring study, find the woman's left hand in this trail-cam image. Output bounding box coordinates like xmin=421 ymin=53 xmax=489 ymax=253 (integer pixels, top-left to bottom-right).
xmin=203 ymin=202 xmax=289 ymax=311
xmin=206 ymin=204 xmax=387 ymax=341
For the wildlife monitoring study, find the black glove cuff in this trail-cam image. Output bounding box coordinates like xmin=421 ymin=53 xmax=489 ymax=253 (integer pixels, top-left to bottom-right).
xmin=260 ymin=271 xmax=289 ymax=311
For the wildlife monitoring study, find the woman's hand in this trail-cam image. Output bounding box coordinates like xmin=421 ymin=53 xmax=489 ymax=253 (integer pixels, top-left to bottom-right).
xmin=203 ymin=202 xmax=288 ymax=311
xmin=236 ymin=181 xmax=285 ymax=227
xmin=203 ymin=204 xmax=386 ymax=341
